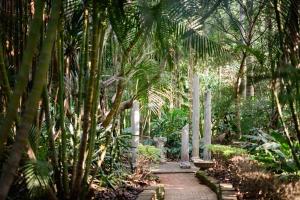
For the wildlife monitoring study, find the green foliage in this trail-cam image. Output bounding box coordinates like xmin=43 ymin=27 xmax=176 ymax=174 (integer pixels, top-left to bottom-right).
xmin=240 ymin=97 xmax=271 ymax=134
xmin=243 ymin=129 xmax=299 ymax=173
xmin=209 ymin=144 xmax=247 ymax=158
xmin=137 ymin=144 xmax=161 ymax=163
xmin=23 ymin=160 xmax=52 ymax=198
xmin=151 ymin=108 xmax=189 ymax=159
xmin=213 ymin=85 xmax=236 ymax=136
xmin=214 ymin=93 xmax=271 ymax=136
xmin=97 ymin=169 xmax=127 ymax=189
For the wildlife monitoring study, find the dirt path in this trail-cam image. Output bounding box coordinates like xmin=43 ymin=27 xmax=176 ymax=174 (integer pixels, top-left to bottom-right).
xmin=158 ymin=173 xmax=217 ymax=200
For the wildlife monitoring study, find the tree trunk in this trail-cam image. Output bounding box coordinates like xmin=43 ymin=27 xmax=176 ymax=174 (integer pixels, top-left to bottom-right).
xmin=72 ymin=2 xmax=102 ymax=196
xmin=81 ymin=25 xmax=106 ymax=198
xmin=0 ymin=0 xmax=44 ymax=154
xmin=71 ymin=7 xmax=89 ymax=189
xmin=0 ymin=0 xmax=61 ymax=198
xmin=58 ymin=31 xmax=70 ymax=198
xmin=0 ymin=43 xmax=11 ymax=101
xmin=235 ymin=52 xmax=247 ymax=138
xmin=42 ymin=88 xmax=63 ymax=198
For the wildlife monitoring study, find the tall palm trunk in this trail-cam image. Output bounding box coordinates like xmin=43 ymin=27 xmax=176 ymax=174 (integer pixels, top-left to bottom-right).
xmin=0 ymin=0 xmax=44 ymax=154
xmin=82 ymin=26 xmax=106 ymax=197
xmin=72 ymin=7 xmax=89 ymax=188
xmin=0 ymin=43 xmax=11 ymax=101
xmin=58 ymin=31 xmax=70 ymax=197
xmin=42 ymin=87 xmax=63 ymax=197
xmin=72 ymin=2 xmax=102 ymax=197
xmin=0 ymin=0 xmax=61 ymax=198
xmin=235 ymin=52 xmax=247 ymax=138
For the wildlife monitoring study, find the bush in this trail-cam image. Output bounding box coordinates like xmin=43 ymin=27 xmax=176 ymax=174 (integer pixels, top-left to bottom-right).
xmin=209 ymin=144 xmax=247 ymax=158
xmin=137 ymin=144 xmax=161 ymax=163
xmin=132 ymin=145 xmax=161 ymax=182
xmin=151 ymin=108 xmax=189 ymax=159
xmin=240 ymin=97 xmax=271 ymax=134
xmin=243 ymin=128 xmax=299 ymax=173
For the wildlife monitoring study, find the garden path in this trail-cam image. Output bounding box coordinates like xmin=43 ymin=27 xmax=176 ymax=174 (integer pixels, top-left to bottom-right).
xmin=151 ymin=162 xmax=217 ymax=200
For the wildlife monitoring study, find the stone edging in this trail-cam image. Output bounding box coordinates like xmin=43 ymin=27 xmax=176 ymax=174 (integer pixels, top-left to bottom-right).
xmin=195 ymin=171 xmax=237 ymax=200
xmin=137 ymin=185 xmax=165 ymax=200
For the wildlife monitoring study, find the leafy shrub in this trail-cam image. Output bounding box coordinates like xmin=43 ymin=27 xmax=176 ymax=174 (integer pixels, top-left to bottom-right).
xmin=151 ymin=108 xmax=189 ymax=159
xmin=243 ymin=128 xmax=299 ymax=173
xmin=213 ymin=94 xmax=271 ymax=137
xmin=137 ymin=144 xmax=161 ymax=163
xmin=240 ymin=97 xmax=271 ymax=134
xmin=209 ymin=144 xmax=247 ymax=158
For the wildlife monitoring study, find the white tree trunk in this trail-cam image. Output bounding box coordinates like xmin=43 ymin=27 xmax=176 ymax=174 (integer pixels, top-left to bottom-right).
xmin=131 ymin=100 xmax=140 ymax=167
xmin=203 ymin=89 xmax=212 ymax=160
xmin=192 ymin=74 xmax=200 ymax=160
xmin=240 ymin=1 xmax=247 ymax=98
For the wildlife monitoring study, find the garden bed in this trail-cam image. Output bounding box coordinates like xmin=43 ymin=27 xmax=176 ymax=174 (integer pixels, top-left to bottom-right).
xmin=206 ymin=154 xmax=300 ymax=200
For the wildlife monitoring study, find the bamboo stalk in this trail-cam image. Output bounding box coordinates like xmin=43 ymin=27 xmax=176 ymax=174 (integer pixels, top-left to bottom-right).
xmin=0 ymin=43 xmax=11 ymax=100
xmin=42 ymin=88 xmax=63 ymax=197
xmin=0 ymin=0 xmax=61 ymax=198
xmin=0 ymin=0 xmax=44 ymax=154
xmin=72 ymin=2 xmax=102 ymax=197
xmin=72 ymin=7 xmax=89 ymax=189
xmin=58 ymin=30 xmax=70 ymax=197
xmin=81 ymin=25 xmax=106 ymax=198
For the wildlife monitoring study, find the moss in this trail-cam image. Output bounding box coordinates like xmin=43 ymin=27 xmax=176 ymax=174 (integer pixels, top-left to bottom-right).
xmin=195 ymin=171 xmax=222 ymax=200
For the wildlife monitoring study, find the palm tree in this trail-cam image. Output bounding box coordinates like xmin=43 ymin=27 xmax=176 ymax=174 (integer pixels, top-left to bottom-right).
xmin=0 ymin=0 xmax=226 ymax=199
xmin=0 ymin=0 xmax=62 ymax=198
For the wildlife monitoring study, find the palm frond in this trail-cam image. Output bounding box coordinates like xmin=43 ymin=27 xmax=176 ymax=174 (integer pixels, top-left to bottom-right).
xmin=23 ymin=160 xmax=52 ymax=198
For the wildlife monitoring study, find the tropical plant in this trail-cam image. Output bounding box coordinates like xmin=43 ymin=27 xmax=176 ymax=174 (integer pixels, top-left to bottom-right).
xmin=151 ymin=108 xmax=189 ymax=159
xmin=243 ymin=129 xmax=299 ymax=172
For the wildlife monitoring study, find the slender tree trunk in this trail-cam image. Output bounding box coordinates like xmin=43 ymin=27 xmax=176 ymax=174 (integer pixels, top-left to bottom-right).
xmin=273 ymin=89 xmax=300 ymax=169
xmin=72 ymin=7 xmax=89 ymax=189
xmin=58 ymin=31 xmax=70 ymax=197
xmin=191 ymin=74 xmax=200 ymax=160
xmin=101 ymin=80 xmax=125 ymax=128
xmin=0 ymin=0 xmax=44 ymax=154
xmin=235 ymin=52 xmax=247 ymax=138
xmin=0 ymin=43 xmax=11 ymax=101
xmin=239 ymin=0 xmax=247 ymax=98
xmin=81 ymin=25 xmax=106 ymax=198
xmin=42 ymin=88 xmax=63 ymax=198
xmin=0 ymin=0 xmax=61 ymax=198
xmin=72 ymin=2 xmax=102 ymax=196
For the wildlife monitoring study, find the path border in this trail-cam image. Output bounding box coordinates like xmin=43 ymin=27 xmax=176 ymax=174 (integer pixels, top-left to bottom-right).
xmin=137 ymin=185 xmax=165 ymax=200
xmin=195 ymin=171 xmax=237 ymax=200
